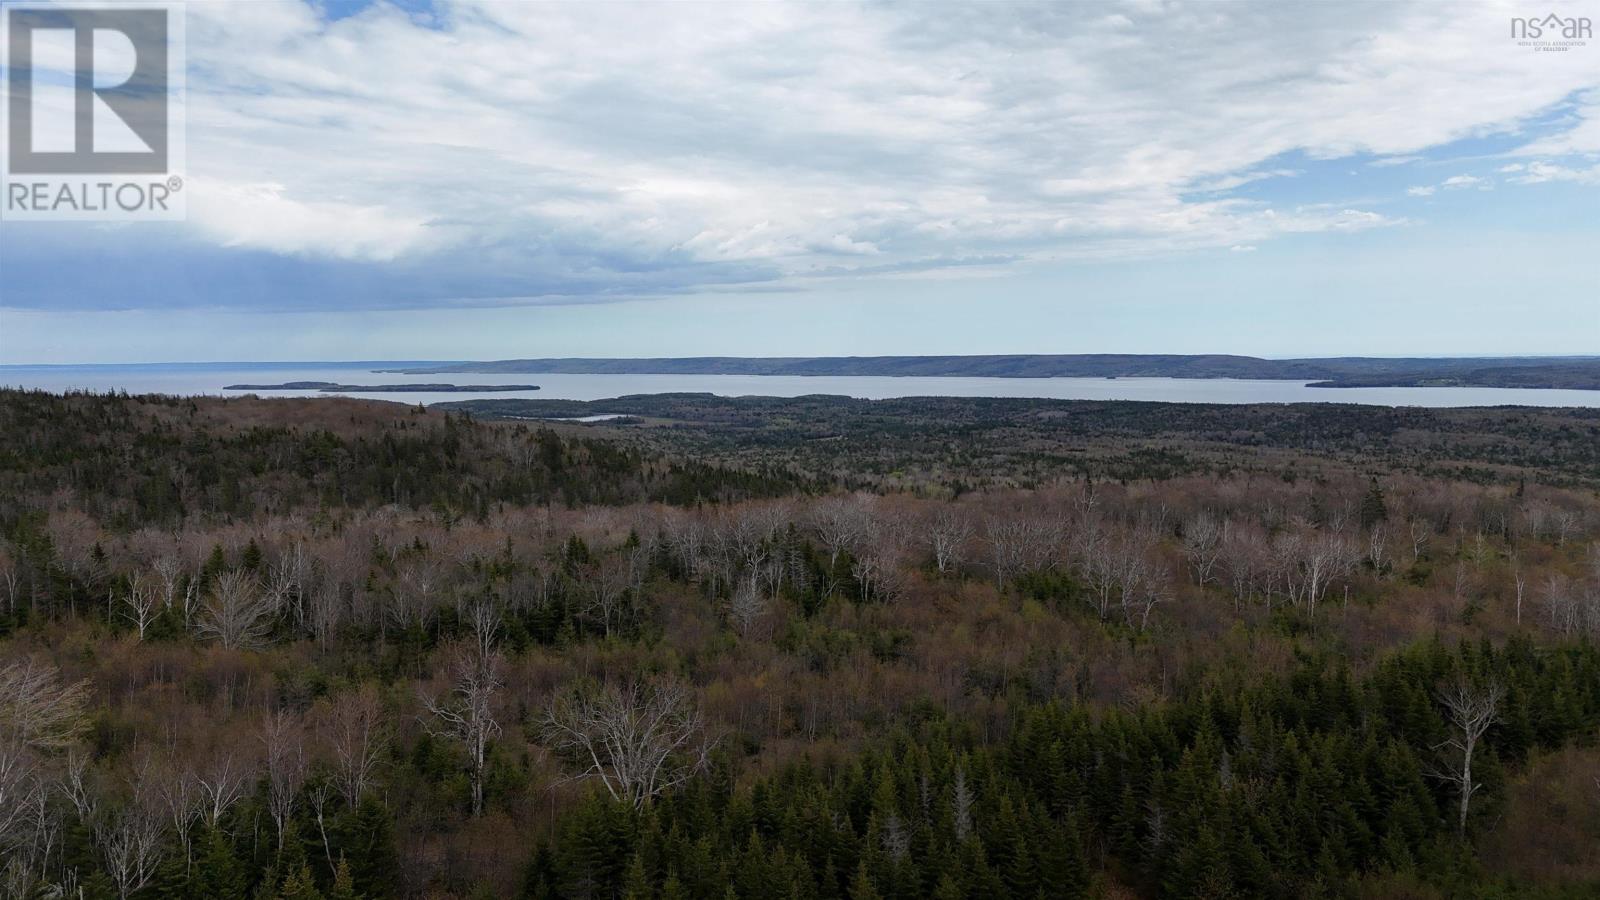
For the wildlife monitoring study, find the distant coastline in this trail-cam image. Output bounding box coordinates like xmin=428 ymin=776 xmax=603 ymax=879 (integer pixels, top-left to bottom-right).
xmin=223 ymin=382 xmax=540 ymax=393
xmin=380 ymin=354 xmax=1600 ymax=390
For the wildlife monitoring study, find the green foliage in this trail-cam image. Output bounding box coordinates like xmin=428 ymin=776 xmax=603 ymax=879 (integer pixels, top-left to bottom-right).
xmin=525 ymin=638 xmax=1600 ymax=899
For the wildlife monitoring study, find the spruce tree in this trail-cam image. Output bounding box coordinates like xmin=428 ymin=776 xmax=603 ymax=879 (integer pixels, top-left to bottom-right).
xmin=1360 ymin=478 xmax=1388 ymax=530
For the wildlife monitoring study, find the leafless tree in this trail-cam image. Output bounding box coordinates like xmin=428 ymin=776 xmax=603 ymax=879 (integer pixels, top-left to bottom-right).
xmin=984 ymin=515 xmax=1056 ymax=592
xmin=1181 ymin=514 xmax=1223 ymax=588
xmin=1367 ymin=522 xmax=1391 ymax=576
xmin=811 ymin=495 xmax=873 ymax=568
xmin=153 ymin=759 xmax=202 ymax=875
xmin=194 ymin=570 xmax=274 ymax=650
xmin=853 ymin=545 xmax=908 ymax=605
xmin=0 ymin=660 xmax=89 ymax=751
xmin=62 ymin=749 xmax=98 ymax=821
xmin=265 ymin=542 xmax=312 ymax=631
xmin=928 ymin=509 xmax=974 ymax=575
xmin=1544 ymin=574 xmax=1580 ymax=636
xmin=1277 ymin=530 xmax=1358 ymax=616
xmin=306 ymin=781 xmax=337 ymax=871
xmin=390 ymin=558 xmax=443 ymax=635
xmin=0 ymin=546 xmax=19 ymax=618
xmin=461 ymin=597 xmax=503 ymax=662
xmin=261 ymin=710 xmax=308 ymax=851
xmin=1514 ymin=566 xmax=1527 ymax=626
xmin=0 ymin=740 xmax=52 ymax=891
xmin=420 ymin=643 xmax=504 ymax=817
xmin=725 ymin=574 xmax=769 ymax=639
xmin=1408 ymin=518 xmax=1432 ymax=563
xmin=1431 ymin=677 xmax=1504 ymax=836
xmin=195 ymin=754 xmax=249 ymax=827
xmin=120 ymin=573 xmax=160 ymax=641
xmin=1220 ymin=521 xmax=1269 ymax=610
xmin=543 ymin=677 xmax=715 ymax=810
xmin=1553 ymin=509 xmax=1580 ymax=546
xmin=150 ymin=555 xmax=184 ymax=612
xmin=320 ymin=685 xmax=387 ymax=808
xmin=97 ymin=771 xmax=165 ymax=899
xmin=1099 ymin=528 xmax=1169 ymax=631
xmin=578 ymin=557 xmax=635 ymax=639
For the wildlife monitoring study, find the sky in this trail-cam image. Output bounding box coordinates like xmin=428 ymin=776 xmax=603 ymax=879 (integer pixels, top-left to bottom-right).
xmin=1 ymin=0 xmax=1598 ymax=364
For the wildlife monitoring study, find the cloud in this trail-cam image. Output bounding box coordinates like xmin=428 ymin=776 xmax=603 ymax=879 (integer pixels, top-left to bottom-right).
xmin=1506 ymin=160 xmax=1600 ymax=186
xmin=4 ymin=0 xmax=1598 ymax=312
xmin=188 ymin=179 xmax=439 ymax=261
xmin=1406 ymin=186 xmax=1436 ymax=197
xmin=1508 ymin=89 xmax=1600 ymax=157
xmin=1369 ymin=155 xmax=1423 ymax=168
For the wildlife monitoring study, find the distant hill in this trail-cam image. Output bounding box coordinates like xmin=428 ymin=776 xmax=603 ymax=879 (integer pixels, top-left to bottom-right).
xmin=383 ymin=355 xmax=1600 ymax=389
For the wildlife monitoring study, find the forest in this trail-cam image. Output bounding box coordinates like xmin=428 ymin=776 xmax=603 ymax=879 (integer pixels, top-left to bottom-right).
xmin=2 ymin=388 xmax=1600 ymax=898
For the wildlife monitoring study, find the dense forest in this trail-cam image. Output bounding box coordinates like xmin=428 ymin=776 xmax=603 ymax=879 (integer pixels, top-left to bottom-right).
xmin=446 ymin=394 xmax=1600 ymax=491
xmin=2 ymin=389 xmax=1600 ymax=898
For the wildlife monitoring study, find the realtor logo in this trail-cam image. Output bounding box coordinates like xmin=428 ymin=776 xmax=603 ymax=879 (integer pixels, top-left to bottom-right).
xmin=2 ymin=3 xmax=186 ymax=220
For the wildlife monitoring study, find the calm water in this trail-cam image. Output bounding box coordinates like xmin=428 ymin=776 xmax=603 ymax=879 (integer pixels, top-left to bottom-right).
xmin=2 ymin=362 xmax=1599 ymax=408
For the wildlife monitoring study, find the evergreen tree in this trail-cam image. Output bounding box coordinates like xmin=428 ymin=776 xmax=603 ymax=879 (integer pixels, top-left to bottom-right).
xmin=333 ymin=797 xmax=399 ymax=899
xmin=1360 ymin=478 xmax=1388 ymax=530
xmin=327 ymin=858 xmax=362 ymax=900
xmin=192 ymin=824 xmax=248 ymax=900
xmin=276 ymin=864 xmax=324 ymax=900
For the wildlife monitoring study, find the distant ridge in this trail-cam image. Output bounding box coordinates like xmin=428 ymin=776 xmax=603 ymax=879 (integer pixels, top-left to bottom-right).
xmin=381 ymin=355 xmax=1600 ymax=389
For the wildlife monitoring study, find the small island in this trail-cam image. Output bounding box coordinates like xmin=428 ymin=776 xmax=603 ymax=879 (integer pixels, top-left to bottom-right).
xmin=223 ymin=382 xmax=540 ymax=392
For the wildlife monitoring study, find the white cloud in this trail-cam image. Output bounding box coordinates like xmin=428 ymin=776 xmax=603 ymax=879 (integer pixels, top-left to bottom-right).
xmin=1406 ymin=186 xmax=1436 ymax=196
xmin=1507 ymin=160 xmax=1600 ymax=186
xmin=43 ymin=0 xmax=1600 ymax=308
xmin=187 ymin=179 xmax=439 ymax=261
xmin=1509 ymin=89 xmax=1600 ymax=157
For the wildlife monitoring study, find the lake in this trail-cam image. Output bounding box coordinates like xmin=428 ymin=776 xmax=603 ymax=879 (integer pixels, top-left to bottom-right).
xmin=2 ymin=361 xmax=1599 ymax=408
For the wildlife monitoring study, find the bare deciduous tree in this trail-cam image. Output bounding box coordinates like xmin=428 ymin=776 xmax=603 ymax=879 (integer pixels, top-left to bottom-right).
xmin=194 ymin=571 xmax=274 ymax=650
xmin=261 ymin=710 xmax=308 ymax=851
xmin=1408 ymin=518 xmax=1432 ymax=563
xmin=0 ymin=660 xmax=89 ymax=751
xmin=811 ymin=495 xmax=874 ymax=568
xmin=928 ymin=509 xmax=973 ymax=575
xmin=1431 ymin=677 xmax=1504 ymax=836
xmin=196 ymin=753 xmax=250 ymax=827
xmin=543 ymin=677 xmax=715 ymax=810
xmin=153 ymin=758 xmax=202 ymax=876
xmin=1276 ymin=530 xmax=1358 ymax=616
xmin=120 ymin=573 xmax=160 ymax=641
xmin=984 ymin=515 xmax=1056 ymax=592
xmin=390 ymin=558 xmax=442 ymax=635
xmin=1181 ymin=514 xmax=1223 ymax=588
xmin=97 ymin=769 xmax=165 ymax=899
xmin=725 ymin=574 xmax=769 ymax=639
xmin=420 ymin=643 xmax=503 ymax=817
xmin=0 ymin=740 xmax=52 ymax=888
xmin=578 ymin=557 xmax=636 ymax=639
xmin=320 ymin=685 xmax=387 ymax=808
xmin=1513 ymin=564 xmax=1527 ymax=626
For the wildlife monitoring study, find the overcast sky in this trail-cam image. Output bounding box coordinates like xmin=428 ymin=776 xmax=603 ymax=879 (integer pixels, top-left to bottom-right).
xmin=2 ymin=0 xmax=1598 ymax=363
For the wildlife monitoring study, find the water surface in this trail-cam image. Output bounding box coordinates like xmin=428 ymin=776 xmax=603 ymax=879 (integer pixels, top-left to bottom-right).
xmin=3 ymin=362 xmax=1598 ymax=408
